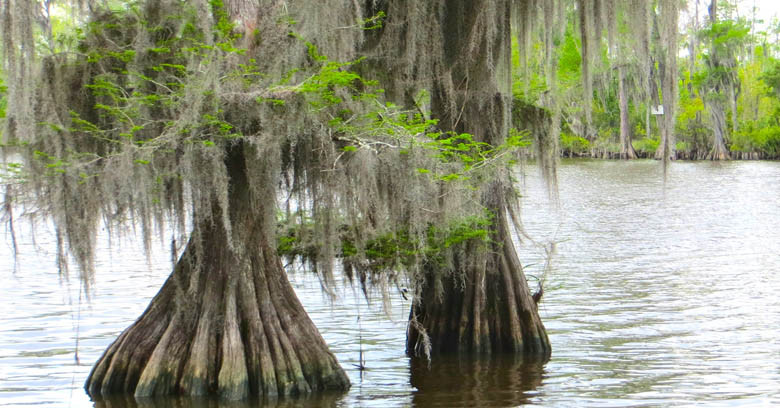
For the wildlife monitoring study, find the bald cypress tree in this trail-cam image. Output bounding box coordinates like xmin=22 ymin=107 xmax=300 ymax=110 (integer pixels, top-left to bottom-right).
xmin=698 ymin=0 xmax=750 ymax=160
xmin=2 ymin=0 xmax=364 ymax=399
xmin=2 ymin=0 xmax=549 ymax=399
xmin=359 ymin=0 xmax=551 ymax=358
xmin=408 ymin=0 xmax=549 ymax=357
xmin=653 ymin=0 xmax=680 ymax=163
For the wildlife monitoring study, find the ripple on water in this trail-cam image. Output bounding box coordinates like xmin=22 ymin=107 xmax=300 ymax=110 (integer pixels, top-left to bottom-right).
xmin=520 ymin=160 xmax=780 ymax=407
xmin=2 ymin=160 xmax=780 ymax=407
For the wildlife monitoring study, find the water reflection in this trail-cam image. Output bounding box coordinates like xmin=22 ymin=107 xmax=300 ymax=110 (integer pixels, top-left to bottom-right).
xmin=2 ymin=160 xmax=780 ymax=407
xmin=94 ymin=392 xmax=346 ymax=408
xmin=517 ymin=159 xmax=780 ymax=406
xmin=409 ymin=356 xmax=545 ymax=407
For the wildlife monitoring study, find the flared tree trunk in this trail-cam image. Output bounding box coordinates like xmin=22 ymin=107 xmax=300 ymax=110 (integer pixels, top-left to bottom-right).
xmin=618 ymin=64 xmax=638 ymax=159
xmin=704 ymin=0 xmax=730 ymax=161
xmin=406 ymin=183 xmax=550 ymax=356
xmin=404 ymin=0 xmax=550 ymax=358
xmin=85 ymin=144 xmax=349 ymax=399
xmin=652 ymin=0 xmax=679 ymax=162
xmin=707 ymin=98 xmax=731 ymax=160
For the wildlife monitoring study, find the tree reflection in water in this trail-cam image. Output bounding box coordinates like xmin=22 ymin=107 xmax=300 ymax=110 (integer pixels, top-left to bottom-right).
xmin=92 ymin=391 xmax=345 ymax=408
xmin=409 ymin=355 xmax=546 ymax=406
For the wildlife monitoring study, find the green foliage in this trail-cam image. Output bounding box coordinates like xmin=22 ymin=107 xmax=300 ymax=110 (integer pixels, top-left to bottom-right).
xmin=0 ymin=161 xmax=24 ymax=184
xmin=419 ymin=131 xmax=512 ymax=181
xmin=32 ymin=150 xmax=68 ymax=175
xmin=436 ymin=215 xmax=492 ymax=250
xmin=511 ymin=36 xmax=548 ymax=103
xmin=360 ymin=11 xmax=386 ymax=30
xmin=278 ymin=212 xmax=494 ymax=272
xmin=264 ymin=38 xmax=529 ymax=183
xmin=731 ymin=121 xmax=780 ymax=156
xmin=0 ymin=75 xmax=6 ymax=123
xmin=677 ymin=80 xmax=704 ymax=124
xmin=696 ymin=18 xmax=749 ymax=101
xmin=8 ymin=0 xmax=545 ymax=290
xmin=632 ymin=137 xmax=659 ymax=155
xmin=761 ymin=59 xmax=780 ymax=98
xmin=297 ymin=58 xmax=369 ymax=107
xmin=47 ymin=2 xmax=256 ymax=172
xmin=557 ymin=26 xmax=582 ymax=85
xmin=675 ymin=75 xmax=708 ymax=154
xmin=209 ymin=0 xmax=245 ymax=53
xmin=699 ymin=19 xmax=750 ymax=57
xmin=560 ymin=132 xmax=589 ymax=156
xmin=591 ymin=129 xmax=620 ymax=154
xmin=503 ymin=0 xmax=780 ymax=160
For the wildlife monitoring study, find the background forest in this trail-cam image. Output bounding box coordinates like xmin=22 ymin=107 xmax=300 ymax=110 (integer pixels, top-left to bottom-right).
xmin=511 ymin=0 xmax=780 ymax=160
xmin=4 ymin=1 xmax=780 ymax=160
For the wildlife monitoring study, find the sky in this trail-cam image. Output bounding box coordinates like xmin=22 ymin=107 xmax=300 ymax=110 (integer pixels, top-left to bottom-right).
xmin=731 ymin=0 xmax=780 ymax=28
xmin=751 ymin=0 xmax=780 ymax=19
xmin=680 ymin=1 xmax=780 ymax=34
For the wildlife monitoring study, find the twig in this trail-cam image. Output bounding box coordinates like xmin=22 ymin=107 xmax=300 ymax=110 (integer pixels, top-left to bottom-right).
xmin=351 ymin=317 xmax=367 ymax=372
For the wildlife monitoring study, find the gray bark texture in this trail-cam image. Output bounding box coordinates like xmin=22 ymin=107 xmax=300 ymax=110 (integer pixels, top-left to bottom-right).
xmin=361 ymin=0 xmax=551 ymax=358
xmin=706 ymin=99 xmax=731 ymax=160
xmin=618 ymin=64 xmax=638 ymax=159
xmin=85 ymin=144 xmax=349 ymax=399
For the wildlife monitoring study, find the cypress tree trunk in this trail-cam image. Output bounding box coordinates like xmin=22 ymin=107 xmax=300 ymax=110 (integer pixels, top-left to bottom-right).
xmin=704 ymin=0 xmax=730 ymax=161
xmin=578 ymin=0 xmax=595 ymax=144
xmin=653 ymin=68 xmax=676 ymax=162
xmin=405 ymin=0 xmax=550 ymax=358
xmin=618 ymin=64 xmax=638 ymax=159
xmin=728 ymin=80 xmax=739 ymax=133
xmin=707 ymin=98 xmax=731 ymax=160
xmin=85 ymin=144 xmax=349 ymax=399
xmin=660 ymin=0 xmax=679 ymax=162
xmin=406 ymin=183 xmax=550 ymax=356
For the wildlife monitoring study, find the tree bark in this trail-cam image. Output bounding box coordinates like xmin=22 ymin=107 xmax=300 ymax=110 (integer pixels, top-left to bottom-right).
xmin=85 ymin=144 xmax=349 ymax=399
xmin=706 ymin=98 xmax=731 ymax=160
xmin=358 ymin=0 xmax=550 ymax=358
xmin=406 ymin=183 xmax=550 ymax=357
xmin=703 ymin=0 xmax=730 ymax=161
xmin=652 ymin=0 xmax=679 ymax=162
xmin=404 ymin=0 xmax=550 ymax=358
xmin=728 ymin=84 xmax=739 ymax=133
xmin=578 ymin=0 xmax=595 ymax=143
xmin=618 ymin=64 xmax=638 ymax=159
xmin=649 ymin=55 xmax=667 ymax=160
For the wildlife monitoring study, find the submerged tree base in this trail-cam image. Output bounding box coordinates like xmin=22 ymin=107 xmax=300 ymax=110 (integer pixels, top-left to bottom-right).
xmin=406 ymin=186 xmax=551 ymax=358
xmin=91 ymin=387 xmax=346 ymax=408
xmin=707 ymin=145 xmax=732 ymax=160
xmin=85 ymin=146 xmax=349 ymax=400
xmin=85 ymin=235 xmax=349 ymax=400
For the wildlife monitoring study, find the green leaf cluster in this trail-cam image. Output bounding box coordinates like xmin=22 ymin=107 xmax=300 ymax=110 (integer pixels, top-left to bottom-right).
xmin=0 ymin=75 xmax=6 ymax=124
xmin=560 ymin=132 xmax=590 ymax=156
xmin=278 ymin=212 xmax=494 ymax=273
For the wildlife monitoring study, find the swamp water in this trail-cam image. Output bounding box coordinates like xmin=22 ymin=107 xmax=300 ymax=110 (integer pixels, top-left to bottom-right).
xmin=1 ymin=159 xmax=779 ymax=407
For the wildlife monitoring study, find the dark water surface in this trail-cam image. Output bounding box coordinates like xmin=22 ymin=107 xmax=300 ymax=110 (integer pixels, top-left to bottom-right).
xmin=2 ymin=159 xmax=779 ymax=407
